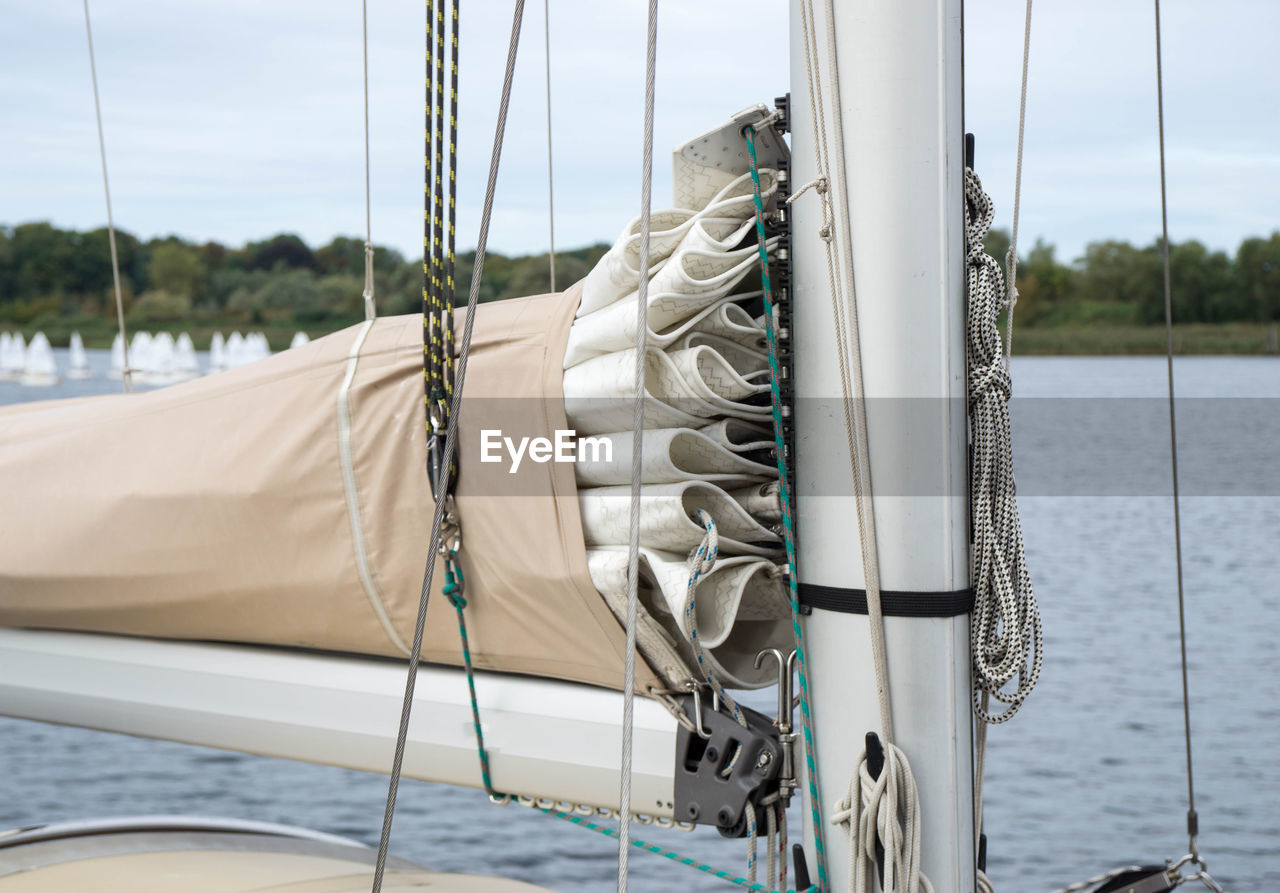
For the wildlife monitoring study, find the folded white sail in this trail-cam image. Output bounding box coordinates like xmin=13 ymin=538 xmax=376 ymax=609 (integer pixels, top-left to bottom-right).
xmin=565 ymin=141 xmax=790 ymax=691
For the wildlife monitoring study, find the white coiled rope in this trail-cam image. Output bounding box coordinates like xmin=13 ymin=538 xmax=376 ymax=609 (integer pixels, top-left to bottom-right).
xmin=830 ymin=743 xmax=934 ymax=893
xmin=965 ymin=167 xmax=1042 ymax=728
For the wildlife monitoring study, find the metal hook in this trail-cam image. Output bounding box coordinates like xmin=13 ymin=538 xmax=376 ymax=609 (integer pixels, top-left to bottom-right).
xmin=754 ymin=649 xmax=789 ymax=730
xmin=755 ymin=648 xmax=799 ymax=806
xmin=690 ymin=686 xmax=712 ymax=740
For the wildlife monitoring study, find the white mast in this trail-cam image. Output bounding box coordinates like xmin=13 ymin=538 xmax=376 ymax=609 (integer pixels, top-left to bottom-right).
xmin=789 ymin=1 xmax=974 ymax=890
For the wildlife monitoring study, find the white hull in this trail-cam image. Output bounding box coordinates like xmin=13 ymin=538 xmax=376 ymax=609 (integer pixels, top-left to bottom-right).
xmin=18 ymin=374 xmax=59 ymax=387
xmin=0 ymin=816 xmax=553 ymax=892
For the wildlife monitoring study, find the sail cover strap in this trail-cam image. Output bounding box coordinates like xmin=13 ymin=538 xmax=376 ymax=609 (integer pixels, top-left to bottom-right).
xmin=797 ymin=583 xmax=973 ymax=618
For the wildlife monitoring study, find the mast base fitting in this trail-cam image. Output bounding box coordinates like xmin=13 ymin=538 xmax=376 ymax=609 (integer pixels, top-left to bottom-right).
xmin=672 ymin=695 xmax=782 ymax=838
xmin=1092 ymin=867 xmax=1178 ymax=893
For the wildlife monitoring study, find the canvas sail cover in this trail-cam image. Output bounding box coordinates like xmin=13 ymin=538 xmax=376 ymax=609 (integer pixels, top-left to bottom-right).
xmin=0 ymin=286 xmax=664 ymax=692
xmin=0 ymin=112 xmax=799 ymax=695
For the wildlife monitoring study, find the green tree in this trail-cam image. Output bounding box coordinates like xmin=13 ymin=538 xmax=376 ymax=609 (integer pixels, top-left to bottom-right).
xmin=1074 ymin=239 xmax=1161 ymax=320
xmin=243 ymin=234 xmax=315 ymax=271
xmin=128 ymin=289 xmax=192 ymax=323
xmin=1235 ymin=232 xmax=1280 ymax=321
xmin=148 ymin=242 xmax=208 ymax=301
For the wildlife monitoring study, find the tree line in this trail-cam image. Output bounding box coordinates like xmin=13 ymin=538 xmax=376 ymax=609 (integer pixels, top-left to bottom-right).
xmin=982 ymin=229 xmax=1280 ymax=326
xmin=1 ymin=221 xmax=1278 ymax=333
xmin=0 ymin=223 xmax=606 ymax=332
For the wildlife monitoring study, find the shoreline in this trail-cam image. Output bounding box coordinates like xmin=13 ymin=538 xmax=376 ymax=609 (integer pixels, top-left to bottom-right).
xmin=2 ymin=319 xmax=1279 ymax=356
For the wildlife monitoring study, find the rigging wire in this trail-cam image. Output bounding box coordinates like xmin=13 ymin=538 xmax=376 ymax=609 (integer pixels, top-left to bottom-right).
xmin=361 ymin=0 xmax=376 ymax=319
xmin=1153 ymin=0 xmax=1199 ymax=863
xmin=370 ymin=0 xmax=527 ymax=889
xmin=81 ymin=0 xmax=131 ymax=393
xmin=544 ymin=0 xmax=557 ymax=292
xmin=1003 ymin=0 xmax=1033 ymax=363
xmin=616 ymin=2 xmax=659 ymax=889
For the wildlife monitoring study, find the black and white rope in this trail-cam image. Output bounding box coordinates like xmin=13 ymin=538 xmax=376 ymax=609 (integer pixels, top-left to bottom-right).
xmin=964 ymin=167 xmax=1042 ymax=727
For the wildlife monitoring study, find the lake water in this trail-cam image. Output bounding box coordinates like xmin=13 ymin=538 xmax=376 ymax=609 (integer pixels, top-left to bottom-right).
xmin=1 ymin=352 xmax=1277 ymax=892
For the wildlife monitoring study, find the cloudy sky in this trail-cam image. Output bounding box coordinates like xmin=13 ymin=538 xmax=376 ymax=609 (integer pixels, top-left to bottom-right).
xmin=2 ymin=1 xmax=1277 ymax=264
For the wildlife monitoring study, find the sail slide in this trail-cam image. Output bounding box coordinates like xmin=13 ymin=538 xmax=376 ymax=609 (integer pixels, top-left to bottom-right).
xmin=0 ymin=627 xmax=680 ymax=817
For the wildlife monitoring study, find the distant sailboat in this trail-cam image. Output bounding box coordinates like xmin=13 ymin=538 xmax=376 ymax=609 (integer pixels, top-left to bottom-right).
xmin=249 ymin=332 xmax=271 ymax=362
xmin=208 ymin=331 xmax=226 ymax=373
xmin=289 ymin=331 xmax=310 ymax=349
xmin=129 ymin=331 xmax=153 ymax=383
xmin=148 ymin=332 xmax=180 ymax=386
xmin=0 ymin=332 xmax=24 ymax=381
xmin=67 ymin=332 xmax=93 ymax=380
xmin=224 ymin=331 xmax=246 ymax=368
xmin=20 ymin=332 xmax=59 ymax=387
xmin=175 ymin=333 xmax=199 ymax=380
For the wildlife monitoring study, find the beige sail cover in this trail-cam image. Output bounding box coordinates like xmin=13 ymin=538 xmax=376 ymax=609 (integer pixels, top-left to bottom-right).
xmin=0 ymin=284 xmax=660 ymax=692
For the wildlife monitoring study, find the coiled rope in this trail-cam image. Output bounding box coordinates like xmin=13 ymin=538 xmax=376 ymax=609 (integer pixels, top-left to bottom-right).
xmin=965 ymin=166 xmax=1041 ymax=893
xmin=965 ymin=169 xmax=1042 ymax=728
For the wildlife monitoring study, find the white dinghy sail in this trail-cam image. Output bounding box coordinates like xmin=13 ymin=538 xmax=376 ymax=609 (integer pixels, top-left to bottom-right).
xmin=20 ymin=332 xmax=59 ymax=387
xmin=0 ymin=332 xmax=25 ymax=380
xmin=67 ymin=331 xmax=93 ymax=379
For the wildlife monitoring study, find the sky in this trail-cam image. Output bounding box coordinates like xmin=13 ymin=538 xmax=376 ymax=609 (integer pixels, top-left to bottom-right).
xmin=1 ymin=0 xmax=1277 ymax=265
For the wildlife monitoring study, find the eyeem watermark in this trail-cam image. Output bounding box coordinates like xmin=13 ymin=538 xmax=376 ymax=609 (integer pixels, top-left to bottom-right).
xmin=480 ymin=429 xmax=612 ymax=474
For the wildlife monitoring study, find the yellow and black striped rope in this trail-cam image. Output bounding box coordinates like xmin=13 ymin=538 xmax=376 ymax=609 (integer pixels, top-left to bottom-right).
xmin=423 ymin=0 xmax=459 ymax=495
xmin=423 ymin=0 xmax=440 ymax=424
xmin=444 ymin=0 xmax=459 ymax=402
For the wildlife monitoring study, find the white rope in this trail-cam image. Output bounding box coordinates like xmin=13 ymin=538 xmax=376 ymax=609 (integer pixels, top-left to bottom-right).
xmin=361 ymin=0 xmax=376 ymax=320
xmin=965 ymin=167 xmax=1042 ymax=728
xmin=82 ymin=0 xmax=131 ymax=393
xmin=796 ymin=4 xmax=933 ymax=889
xmin=830 ymin=742 xmax=933 ymax=893
xmin=616 ymin=1 xmax=658 ymax=889
xmin=1004 ymin=0 xmax=1033 ymax=363
xmin=818 ymin=0 xmax=894 ymax=743
xmin=543 ymin=0 xmax=556 ymax=292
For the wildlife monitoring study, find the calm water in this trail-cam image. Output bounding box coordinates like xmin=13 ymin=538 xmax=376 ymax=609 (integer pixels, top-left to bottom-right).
xmin=1 ymin=353 xmax=1277 ymax=892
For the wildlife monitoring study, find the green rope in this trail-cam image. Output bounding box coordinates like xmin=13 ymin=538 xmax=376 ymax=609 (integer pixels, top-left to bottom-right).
xmin=540 ymin=808 xmax=816 ymax=893
xmin=445 ymin=549 xmax=810 ymax=891
xmin=743 ymin=124 xmax=829 ymax=893
xmin=439 ymin=123 xmax=826 ymax=893
xmin=443 ymin=549 xmax=502 ymax=798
